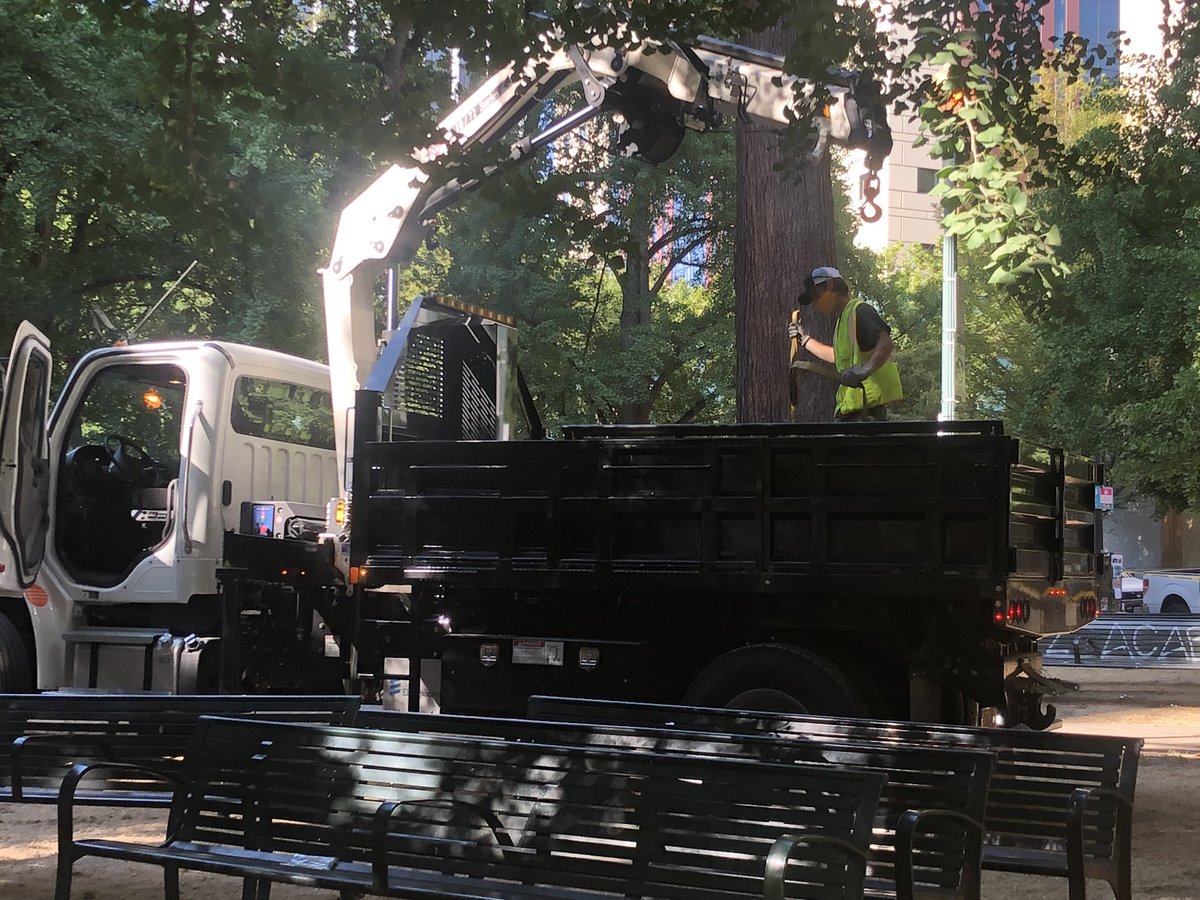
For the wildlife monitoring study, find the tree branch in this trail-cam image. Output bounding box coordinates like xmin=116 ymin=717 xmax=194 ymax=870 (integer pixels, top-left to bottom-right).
xmin=646 ymin=217 xmax=710 ymax=257
xmin=647 ymin=356 xmax=685 ymax=405
xmin=68 ymin=207 xmax=94 ymax=256
xmin=183 ymin=0 xmax=199 ymax=182
xmin=649 ymin=231 xmax=715 ymax=295
xmin=382 ymin=11 xmax=423 ymax=97
xmin=76 ymin=274 xmax=173 ymax=295
xmin=581 ymin=264 xmax=606 ymax=358
xmin=675 ymin=388 xmax=718 ymax=424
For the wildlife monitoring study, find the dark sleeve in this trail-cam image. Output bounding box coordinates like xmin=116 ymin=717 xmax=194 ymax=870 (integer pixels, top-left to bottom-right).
xmin=854 ymin=304 xmax=891 ymax=352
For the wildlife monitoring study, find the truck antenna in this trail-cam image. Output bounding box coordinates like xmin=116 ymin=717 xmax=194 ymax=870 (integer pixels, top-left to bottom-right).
xmin=128 ymin=259 xmax=199 ymax=341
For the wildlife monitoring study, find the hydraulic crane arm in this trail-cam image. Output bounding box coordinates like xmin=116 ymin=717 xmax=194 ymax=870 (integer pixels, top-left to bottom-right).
xmin=322 ymin=30 xmax=893 ymax=492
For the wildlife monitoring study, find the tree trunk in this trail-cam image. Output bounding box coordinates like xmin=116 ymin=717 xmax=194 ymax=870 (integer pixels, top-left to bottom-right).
xmin=616 ymin=249 xmax=654 ymax=424
xmin=615 ymin=179 xmax=656 ymax=424
xmin=735 ymin=24 xmax=839 ymax=423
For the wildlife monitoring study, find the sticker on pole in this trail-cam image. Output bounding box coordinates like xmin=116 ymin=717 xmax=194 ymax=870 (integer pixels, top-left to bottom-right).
xmin=512 ymin=639 xmax=565 ymax=666
xmin=1095 ymin=485 xmax=1114 ymax=511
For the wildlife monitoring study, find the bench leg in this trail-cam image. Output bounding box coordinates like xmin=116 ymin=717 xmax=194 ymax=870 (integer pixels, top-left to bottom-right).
xmin=1068 ymin=867 xmax=1086 ymax=900
xmin=1112 ymin=866 xmax=1132 ymax=900
xmin=240 ymin=878 xmax=272 ymax=900
xmin=164 ymin=865 xmax=180 ymax=900
xmin=54 ymin=851 xmax=75 ymax=900
xmin=1113 ymin=821 xmax=1133 ymax=900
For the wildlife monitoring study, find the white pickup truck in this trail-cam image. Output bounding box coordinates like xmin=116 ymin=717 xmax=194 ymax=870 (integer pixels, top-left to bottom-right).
xmin=1113 ymin=572 xmax=1150 ymax=613
xmin=1140 ymin=570 xmax=1200 ymax=615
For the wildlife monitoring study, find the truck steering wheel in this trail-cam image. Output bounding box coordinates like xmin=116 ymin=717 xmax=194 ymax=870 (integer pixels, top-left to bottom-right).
xmin=104 ymin=434 xmax=165 ymax=486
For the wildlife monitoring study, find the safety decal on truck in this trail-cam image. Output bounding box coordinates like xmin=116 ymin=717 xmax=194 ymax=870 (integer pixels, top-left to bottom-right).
xmin=512 ymin=639 xmax=565 ymax=666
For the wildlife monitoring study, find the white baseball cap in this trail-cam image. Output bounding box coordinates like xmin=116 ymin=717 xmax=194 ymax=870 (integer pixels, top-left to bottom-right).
xmin=809 ymin=266 xmax=842 ymax=284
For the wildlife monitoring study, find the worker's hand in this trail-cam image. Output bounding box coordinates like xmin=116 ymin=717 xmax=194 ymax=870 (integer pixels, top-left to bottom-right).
xmin=787 ymin=321 xmax=809 ymax=344
xmin=839 ymin=364 xmax=870 ymax=388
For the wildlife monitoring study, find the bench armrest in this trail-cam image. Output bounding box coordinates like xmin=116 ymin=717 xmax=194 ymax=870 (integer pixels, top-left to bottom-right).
xmin=764 ymin=832 xmax=869 ymax=900
xmin=1067 ymin=784 xmax=1133 ymax=829
xmin=11 ymin=734 xmax=113 ymax=800
xmin=370 ymin=797 xmax=512 ymax=892
xmin=1066 ymin=784 xmax=1134 ymax=893
xmin=895 ymin=807 xmax=985 ymax=900
xmin=57 ymin=761 xmax=186 ymax=849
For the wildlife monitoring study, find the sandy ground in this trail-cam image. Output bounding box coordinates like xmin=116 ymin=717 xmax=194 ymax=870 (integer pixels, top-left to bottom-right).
xmin=2 ymin=667 xmax=1197 ymax=899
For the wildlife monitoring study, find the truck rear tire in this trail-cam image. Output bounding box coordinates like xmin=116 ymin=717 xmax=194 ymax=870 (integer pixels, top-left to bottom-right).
xmin=0 ymin=615 xmax=33 ymax=693
xmin=1162 ymin=596 xmax=1191 ymax=615
xmin=682 ymin=644 xmax=872 ymax=718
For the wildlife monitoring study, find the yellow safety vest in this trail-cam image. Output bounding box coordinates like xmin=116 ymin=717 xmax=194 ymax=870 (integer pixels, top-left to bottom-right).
xmin=834 ymin=298 xmax=903 ymax=415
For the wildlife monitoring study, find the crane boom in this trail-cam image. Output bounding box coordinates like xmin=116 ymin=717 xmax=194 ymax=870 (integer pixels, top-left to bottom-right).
xmin=321 ymin=30 xmax=893 ymax=492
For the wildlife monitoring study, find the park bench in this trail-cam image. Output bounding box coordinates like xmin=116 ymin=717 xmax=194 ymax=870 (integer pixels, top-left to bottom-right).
xmin=529 ymin=695 xmax=1142 ymax=900
xmin=0 ymin=693 xmax=359 ymax=806
xmin=56 ymin=715 xmax=885 ymax=900
xmin=353 ymin=706 xmax=993 ymax=900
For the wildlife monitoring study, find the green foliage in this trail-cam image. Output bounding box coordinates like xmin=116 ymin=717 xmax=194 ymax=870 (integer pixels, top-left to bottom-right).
xmin=847 ymin=0 xmax=1119 ymax=293
xmin=0 ymin=0 xmax=332 ymax=368
xmin=1011 ymin=53 xmax=1200 ymax=511
xmin=0 ymin=0 xmax=153 ymax=344
xmin=433 ymin=127 xmax=736 ymax=429
xmin=849 ymin=242 xmax=1040 ymax=423
xmin=3 ymin=0 xmax=1171 ymax=456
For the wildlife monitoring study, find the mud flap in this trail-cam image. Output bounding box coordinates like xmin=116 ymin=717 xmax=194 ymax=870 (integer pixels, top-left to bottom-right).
xmin=1003 ymin=656 xmax=1078 ymax=730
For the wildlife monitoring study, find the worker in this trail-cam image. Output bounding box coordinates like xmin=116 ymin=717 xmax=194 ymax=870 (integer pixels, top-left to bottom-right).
xmin=788 ymin=265 xmax=903 ymax=421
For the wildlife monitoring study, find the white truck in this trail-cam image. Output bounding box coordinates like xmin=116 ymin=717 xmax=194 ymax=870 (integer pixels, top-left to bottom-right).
xmin=0 ymin=30 xmax=893 ymax=696
xmin=1113 ymin=573 xmax=1149 ymax=612
xmin=1140 ymin=570 xmax=1200 ymax=615
xmin=0 ymin=325 xmax=338 ymax=692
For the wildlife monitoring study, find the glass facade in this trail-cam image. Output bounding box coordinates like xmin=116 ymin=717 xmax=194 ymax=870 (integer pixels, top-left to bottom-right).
xmin=1048 ymin=1 xmax=1121 ymax=75
xmin=1078 ymin=0 xmax=1121 ymax=75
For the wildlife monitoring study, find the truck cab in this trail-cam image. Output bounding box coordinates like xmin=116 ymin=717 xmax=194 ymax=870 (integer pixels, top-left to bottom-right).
xmin=0 ymin=325 xmax=335 ymax=691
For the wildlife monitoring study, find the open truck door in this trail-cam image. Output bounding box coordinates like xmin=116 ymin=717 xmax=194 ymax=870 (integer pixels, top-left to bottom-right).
xmin=0 ymin=322 xmax=52 ymax=591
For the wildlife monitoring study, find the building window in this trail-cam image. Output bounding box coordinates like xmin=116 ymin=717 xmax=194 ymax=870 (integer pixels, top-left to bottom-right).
xmin=1078 ymin=0 xmax=1120 ymax=75
xmin=916 ymin=167 xmax=939 ymax=194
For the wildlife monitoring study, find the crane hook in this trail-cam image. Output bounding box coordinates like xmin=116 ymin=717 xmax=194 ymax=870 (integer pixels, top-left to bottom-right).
xmin=859 ymin=171 xmax=883 ymax=223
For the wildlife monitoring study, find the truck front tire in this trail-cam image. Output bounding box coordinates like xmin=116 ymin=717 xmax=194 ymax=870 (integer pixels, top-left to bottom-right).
xmin=0 ymin=615 xmax=33 ymax=693
xmin=682 ymin=644 xmax=872 ymax=718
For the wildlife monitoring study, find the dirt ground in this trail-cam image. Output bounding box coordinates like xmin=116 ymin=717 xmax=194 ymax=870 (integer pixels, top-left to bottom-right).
xmin=2 ymin=667 xmax=1198 ymax=899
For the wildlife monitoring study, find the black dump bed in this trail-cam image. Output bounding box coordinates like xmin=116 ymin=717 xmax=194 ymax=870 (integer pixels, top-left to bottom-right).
xmin=354 ymin=420 xmax=1100 ymax=638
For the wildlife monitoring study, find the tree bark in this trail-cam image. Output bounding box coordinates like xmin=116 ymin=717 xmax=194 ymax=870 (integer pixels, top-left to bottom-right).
xmin=616 ymin=246 xmax=654 ymax=424
xmin=735 ymin=24 xmax=839 ymax=423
